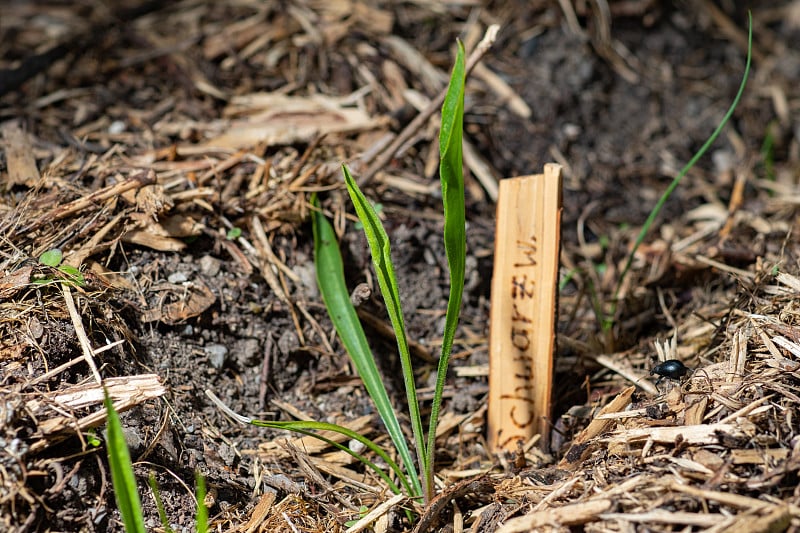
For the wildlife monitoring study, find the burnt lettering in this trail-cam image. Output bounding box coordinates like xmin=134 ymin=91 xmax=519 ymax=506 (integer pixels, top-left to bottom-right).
xmin=511 ymin=327 xmax=531 ymax=351
xmin=511 ymin=275 xmax=535 ymax=299
xmin=510 ymin=405 xmax=535 ymax=427
xmin=511 ymin=303 xmax=533 ymax=324
xmin=513 ymin=237 xmax=538 ymax=267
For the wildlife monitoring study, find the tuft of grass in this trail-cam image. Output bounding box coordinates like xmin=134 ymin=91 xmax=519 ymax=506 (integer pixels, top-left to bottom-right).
xmin=105 ymin=389 xmax=210 ymax=532
xmin=212 ymin=39 xmax=469 ymax=507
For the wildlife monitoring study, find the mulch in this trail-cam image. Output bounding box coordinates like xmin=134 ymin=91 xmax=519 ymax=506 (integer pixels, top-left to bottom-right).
xmin=1 ymin=1 xmax=800 ymax=531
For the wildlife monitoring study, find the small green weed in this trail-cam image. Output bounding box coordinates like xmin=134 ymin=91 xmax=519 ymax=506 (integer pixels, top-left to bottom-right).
xmin=104 ymin=390 xmax=208 ymax=532
xmin=210 ymin=39 xmax=469 ymax=509
xmin=34 ymin=248 xmax=85 ymax=287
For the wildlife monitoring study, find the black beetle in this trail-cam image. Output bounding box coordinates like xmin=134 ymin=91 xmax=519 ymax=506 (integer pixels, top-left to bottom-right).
xmin=650 ymin=359 xmax=689 ymax=383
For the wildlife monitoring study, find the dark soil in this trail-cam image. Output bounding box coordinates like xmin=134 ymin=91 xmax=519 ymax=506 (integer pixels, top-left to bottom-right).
xmin=1 ymin=1 xmax=799 ymax=531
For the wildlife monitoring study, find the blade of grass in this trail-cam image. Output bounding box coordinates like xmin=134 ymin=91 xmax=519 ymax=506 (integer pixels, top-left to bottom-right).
xmin=147 ymin=472 xmax=175 ymax=533
xmin=104 ymin=389 xmax=146 ymax=533
xmin=195 ymin=472 xmax=208 ymax=533
xmin=311 ymin=197 xmax=421 ymax=498
xmin=251 ymin=420 xmax=406 ymax=495
xmin=611 ymin=11 xmax=753 ymax=310
xmin=424 ymin=39 xmax=467 ymax=497
xmin=205 ymin=389 xmax=411 ymax=496
xmin=341 ymin=165 xmax=429 ymax=502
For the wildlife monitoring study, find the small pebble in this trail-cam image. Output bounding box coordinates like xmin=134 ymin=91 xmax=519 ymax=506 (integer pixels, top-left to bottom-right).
xmin=199 ymin=255 xmax=221 ymax=277
xmin=168 ymin=272 xmax=188 ymax=284
xmin=292 ymin=262 xmax=318 ymax=299
xmin=108 ymin=120 xmax=126 ymax=134
xmin=349 ymin=439 xmax=366 ymax=454
xmin=712 ymin=149 xmax=736 ymax=174
xmin=205 ymin=343 xmax=228 ymax=369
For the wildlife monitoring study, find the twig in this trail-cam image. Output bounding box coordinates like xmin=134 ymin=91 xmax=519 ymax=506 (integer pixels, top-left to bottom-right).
xmin=61 ymin=284 xmax=103 ymax=384
xmin=20 ymin=170 xmax=157 ymax=235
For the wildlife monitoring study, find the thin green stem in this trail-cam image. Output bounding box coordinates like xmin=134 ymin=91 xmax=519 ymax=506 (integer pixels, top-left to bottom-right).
xmin=424 ymin=40 xmax=466 ymax=499
xmin=609 ymin=12 xmax=753 ymax=324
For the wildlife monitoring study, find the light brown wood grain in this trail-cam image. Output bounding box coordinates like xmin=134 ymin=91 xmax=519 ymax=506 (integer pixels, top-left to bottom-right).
xmin=488 ymin=164 xmax=562 ymax=452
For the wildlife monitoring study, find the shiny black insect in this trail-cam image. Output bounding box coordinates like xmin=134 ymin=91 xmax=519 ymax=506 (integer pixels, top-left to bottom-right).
xmin=650 ymin=359 xmax=689 ymax=383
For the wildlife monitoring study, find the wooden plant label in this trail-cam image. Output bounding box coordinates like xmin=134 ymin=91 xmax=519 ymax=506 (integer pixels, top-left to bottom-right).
xmin=488 ymin=163 xmax=562 ymax=452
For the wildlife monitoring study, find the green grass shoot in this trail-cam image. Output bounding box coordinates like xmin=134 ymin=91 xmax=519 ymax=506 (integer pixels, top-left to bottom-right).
xmin=424 ymin=37 xmax=466 ymax=500
xmin=195 ymin=472 xmax=209 ymax=533
xmin=606 ymin=12 xmax=753 ymax=333
xmin=147 ymin=472 xmax=175 ymax=533
xmin=209 ymin=37 xmax=468 ymax=509
xmin=103 ymin=390 xmax=146 ymax=533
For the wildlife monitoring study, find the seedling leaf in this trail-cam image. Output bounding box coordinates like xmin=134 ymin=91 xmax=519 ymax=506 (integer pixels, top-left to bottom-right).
xmin=104 ymin=389 xmax=146 ymax=533
xmin=425 ymin=39 xmax=467 ymax=497
xmin=311 ymin=197 xmax=421 ymax=497
xmin=341 ymin=165 xmax=429 ymax=501
xmin=39 ymin=249 xmax=63 ymax=267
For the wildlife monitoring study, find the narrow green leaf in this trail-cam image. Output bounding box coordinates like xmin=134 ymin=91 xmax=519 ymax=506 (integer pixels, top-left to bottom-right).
xmin=613 ymin=12 xmax=753 ymax=308
xmin=425 ymin=40 xmax=467 ymax=498
xmin=248 ymin=418 xmax=408 ymax=495
xmin=104 ymin=390 xmax=146 ymax=533
xmin=39 ymin=248 xmax=63 ymax=267
xmin=311 ymin=196 xmax=421 ymax=498
xmin=147 ymin=472 xmax=175 ymax=533
xmin=341 ymin=166 xmax=429 ymax=501
xmin=195 ymin=472 xmax=208 ymax=533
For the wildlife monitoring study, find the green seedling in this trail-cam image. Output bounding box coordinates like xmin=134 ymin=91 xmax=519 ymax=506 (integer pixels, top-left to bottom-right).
xmin=315 ymin=39 xmax=466 ymax=504
xmin=212 ymin=40 xmax=468 ymax=509
xmin=104 ymin=389 xmax=208 ymax=532
xmin=602 ymin=12 xmax=753 ymax=338
xmin=104 ymin=390 xmax=146 ymax=533
xmin=147 ymin=473 xmax=175 ymax=533
xmin=34 ymin=248 xmax=85 ymax=287
xmin=226 ymin=227 xmax=242 ymax=240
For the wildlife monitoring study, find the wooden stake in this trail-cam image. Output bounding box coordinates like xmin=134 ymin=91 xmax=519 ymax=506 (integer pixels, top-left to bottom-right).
xmin=488 ymin=164 xmax=562 ymax=452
